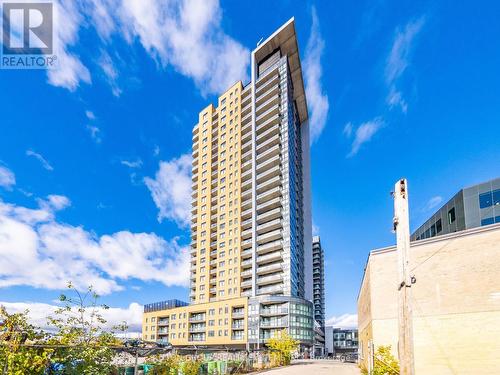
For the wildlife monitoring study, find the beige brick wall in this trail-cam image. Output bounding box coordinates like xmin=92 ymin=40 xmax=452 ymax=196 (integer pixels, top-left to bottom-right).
xmin=358 ymin=224 xmax=500 ymax=374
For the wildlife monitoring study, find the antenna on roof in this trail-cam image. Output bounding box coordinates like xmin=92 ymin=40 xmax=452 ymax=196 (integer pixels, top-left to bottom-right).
xmin=257 ymin=37 xmax=263 ymax=47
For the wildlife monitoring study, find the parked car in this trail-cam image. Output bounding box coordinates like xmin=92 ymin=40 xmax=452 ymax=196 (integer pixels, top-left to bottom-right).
xmin=339 ymin=353 xmax=358 ymax=363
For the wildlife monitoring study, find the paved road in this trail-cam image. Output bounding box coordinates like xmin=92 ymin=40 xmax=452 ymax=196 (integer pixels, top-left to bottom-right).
xmin=256 ymin=359 xmax=360 ymax=375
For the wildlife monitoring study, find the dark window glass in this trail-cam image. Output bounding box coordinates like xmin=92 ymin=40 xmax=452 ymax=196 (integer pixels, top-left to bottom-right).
xmin=448 ymin=207 xmax=456 ymax=224
xmin=493 ymin=189 xmax=500 ymax=206
xmin=430 ymin=224 xmax=436 ymax=237
xmin=424 ymin=228 xmax=431 ymax=238
xmin=479 ymin=192 xmax=493 ymax=209
xmin=436 ymin=219 xmax=442 ymax=233
xmin=481 ymin=217 xmax=494 ymax=226
xmin=495 ymin=216 xmax=500 ymax=224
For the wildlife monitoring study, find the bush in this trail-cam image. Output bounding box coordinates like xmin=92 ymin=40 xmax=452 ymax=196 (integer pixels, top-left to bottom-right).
xmin=360 ymin=345 xmax=400 ymax=375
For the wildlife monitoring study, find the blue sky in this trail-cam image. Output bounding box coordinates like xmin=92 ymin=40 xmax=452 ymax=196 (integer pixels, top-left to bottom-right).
xmin=0 ymin=0 xmax=499 ymax=331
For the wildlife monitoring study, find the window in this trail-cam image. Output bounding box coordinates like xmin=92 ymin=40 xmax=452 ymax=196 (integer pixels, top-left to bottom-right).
xmin=496 ymin=216 xmax=500 ymax=223
xmin=436 ymin=219 xmax=442 ymax=233
xmin=494 ymin=189 xmax=500 ymax=206
xmin=430 ymin=224 xmax=436 ymax=237
xmin=481 ymin=217 xmax=494 ymax=226
xmin=448 ymin=207 xmax=456 ymax=224
xmin=479 ymin=191 xmax=493 ymax=209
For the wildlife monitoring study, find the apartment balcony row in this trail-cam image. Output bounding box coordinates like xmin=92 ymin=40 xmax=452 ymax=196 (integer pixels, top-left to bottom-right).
xmin=256 ymin=164 xmax=280 ymax=186
xmin=257 ymin=207 xmax=282 ymax=225
xmin=256 ymin=186 xmax=281 ymax=206
xmin=260 ymin=307 xmax=288 ymax=316
xmin=256 ymin=250 xmax=282 ymax=265
xmin=255 ymin=103 xmax=280 ymax=127
xmin=257 ymin=239 xmax=282 ymax=255
xmin=256 ymin=68 xmax=280 ymax=94
xmin=256 ymin=153 xmax=280 ymax=176
xmin=257 ymin=228 xmax=282 ymax=245
xmin=257 ymin=273 xmax=283 ymax=286
xmin=255 ymin=91 xmax=280 ymax=120
xmin=260 ymin=318 xmax=288 ymax=328
xmin=241 ymin=248 xmax=252 ymax=259
xmin=256 ymin=175 xmax=281 ymax=195
xmin=257 ymin=283 xmax=284 ymax=295
xmin=241 ymin=279 xmax=252 ymax=288
xmin=256 ymin=262 xmax=283 ymax=276
xmin=256 ymin=115 xmax=280 ymax=145
xmin=255 ymin=77 xmax=280 ymax=107
xmin=256 ymin=143 xmax=281 ymax=165
xmin=256 ymin=131 xmax=281 ymax=155
xmin=256 ymin=65 xmax=280 ymax=90
xmin=241 ymin=217 xmax=252 ymax=230
xmin=256 ymin=196 xmax=281 ymax=215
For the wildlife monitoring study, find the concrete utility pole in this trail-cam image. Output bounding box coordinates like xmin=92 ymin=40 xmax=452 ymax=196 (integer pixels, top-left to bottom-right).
xmin=392 ymin=178 xmax=415 ymax=375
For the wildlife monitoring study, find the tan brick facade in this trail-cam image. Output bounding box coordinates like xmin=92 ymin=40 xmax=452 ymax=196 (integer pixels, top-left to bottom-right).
xmin=358 ymin=224 xmax=500 ymax=374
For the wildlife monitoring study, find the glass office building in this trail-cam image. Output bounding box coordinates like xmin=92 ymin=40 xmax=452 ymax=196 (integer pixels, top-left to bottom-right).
xmin=412 ymin=178 xmax=500 ymax=241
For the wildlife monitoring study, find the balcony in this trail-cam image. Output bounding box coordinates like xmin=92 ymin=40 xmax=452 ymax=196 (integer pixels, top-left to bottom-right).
xmin=241 ymin=249 xmax=252 ymax=258
xmin=256 ymin=133 xmax=280 ymax=155
xmin=256 ymin=143 xmax=280 ymax=164
xmin=256 ymin=197 xmax=281 ymax=215
xmin=256 ymin=262 xmax=282 ymax=275
xmin=241 ymin=178 xmax=252 ymax=192
xmin=256 ymin=70 xmax=279 ymax=94
xmin=257 ymin=207 xmax=281 ymax=224
xmin=257 ymin=273 xmax=283 ymax=286
xmin=241 ymin=258 xmax=252 ymax=268
xmin=241 ymin=239 xmax=252 ymax=250
xmin=256 ymin=186 xmax=281 ymax=205
xmin=257 ymin=251 xmax=282 ymax=265
xmin=257 ymin=240 xmax=282 ymax=255
xmin=241 ymin=269 xmax=252 ymax=277
xmin=241 ymin=279 xmax=252 ymax=288
xmin=256 ymin=154 xmax=280 ymax=175
xmin=256 ymin=175 xmax=281 ymax=194
xmin=256 ymin=164 xmax=280 ymax=185
xmin=241 ymin=218 xmax=252 ymax=230
xmin=257 ymin=229 xmax=282 ymax=245
xmin=241 ymin=208 xmax=252 ymax=220
xmin=260 ymin=307 xmax=288 ymax=316
xmin=257 ymin=218 xmax=281 ymax=235
xmin=258 ymin=283 xmax=284 ymax=295
xmin=255 ymin=103 xmax=279 ymax=126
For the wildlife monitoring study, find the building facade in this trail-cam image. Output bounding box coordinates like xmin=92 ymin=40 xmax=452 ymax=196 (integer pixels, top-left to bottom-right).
xmin=411 ymin=177 xmax=500 ymax=241
xmin=312 ymin=236 xmax=325 ymax=356
xmin=324 ymin=327 xmax=358 ymax=356
xmin=358 ymin=224 xmax=500 ymax=374
xmin=142 ymin=18 xmax=314 ymax=350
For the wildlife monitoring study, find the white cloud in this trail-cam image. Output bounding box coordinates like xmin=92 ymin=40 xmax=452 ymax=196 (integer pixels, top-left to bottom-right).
xmin=86 ymin=125 xmax=102 ymax=143
xmin=385 ymin=17 xmax=425 ymax=113
xmin=39 ymin=194 xmax=72 ymax=211
xmin=98 ymin=49 xmax=122 ymax=97
xmin=118 ymin=0 xmax=249 ymax=96
xmin=347 ymin=117 xmax=385 ymax=157
xmin=0 ymin=194 xmax=190 ymax=295
xmin=0 ymin=166 xmax=15 ymax=190
xmin=85 ymin=110 xmax=96 ymax=120
xmin=121 ymin=159 xmax=143 ymax=168
xmin=46 ymin=0 xmax=91 ymax=91
xmin=145 ymin=153 xmax=192 ymax=227
xmin=343 ymin=122 xmax=353 ymax=138
xmin=304 ymin=7 xmax=329 ymax=143
xmin=326 ymin=313 xmax=358 ymax=329
xmin=26 ymin=149 xmax=54 ymax=171
xmin=8 ymin=1 xmax=248 ymax=96
xmin=0 ymin=300 xmax=143 ymax=333
xmin=312 ymin=222 xmax=320 ymax=236
xmin=423 ymin=195 xmax=443 ymax=212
